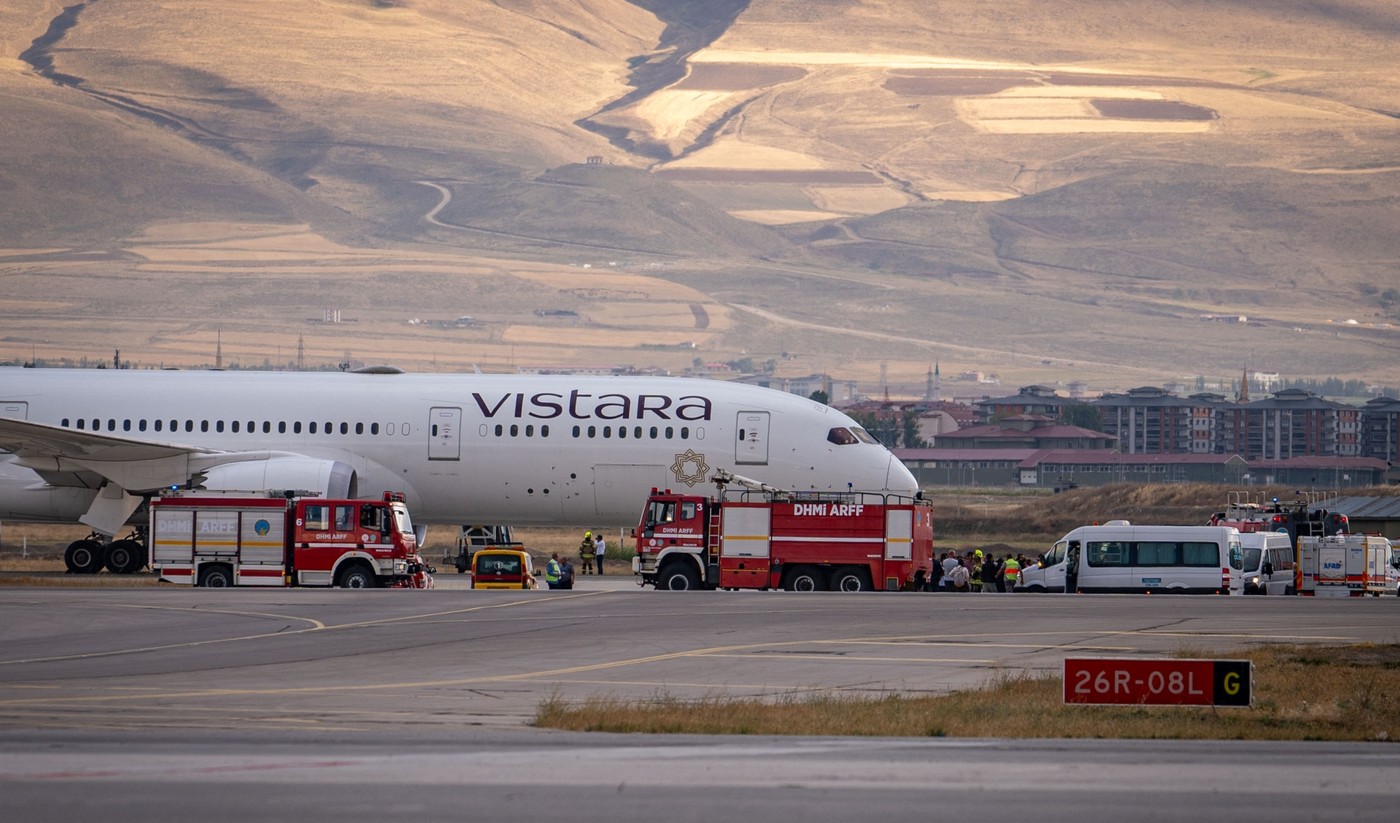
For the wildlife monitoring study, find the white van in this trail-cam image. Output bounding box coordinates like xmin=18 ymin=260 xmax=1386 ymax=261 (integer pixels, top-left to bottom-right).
xmin=1238 ymin=531 xmax=1295 ymax=595
xmin=1017 ymin=521 xmax=1242 ymax=594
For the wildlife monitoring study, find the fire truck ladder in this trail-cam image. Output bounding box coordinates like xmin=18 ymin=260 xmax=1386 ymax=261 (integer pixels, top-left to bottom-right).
xmin=706 ymin=506 xmax=722 ymax=583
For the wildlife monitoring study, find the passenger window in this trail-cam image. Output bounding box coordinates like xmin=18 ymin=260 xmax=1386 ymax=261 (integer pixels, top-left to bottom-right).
xmin=1135 ymin=541 xmax=1179 ymax=566
xmin=359 ymin=505 xmax=384 ymax=531
xmin=1181 ymin=542 xmax=1218 ymax=567
xmin=1087 ymin=541 xmax=1128 ymax=567
xmin=333 ymin=505 xmax=355 ymax=530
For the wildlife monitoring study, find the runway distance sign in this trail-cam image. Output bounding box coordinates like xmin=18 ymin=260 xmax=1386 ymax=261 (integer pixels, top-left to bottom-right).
xmin=1063 ymin=658 xmax=1253 ymax=707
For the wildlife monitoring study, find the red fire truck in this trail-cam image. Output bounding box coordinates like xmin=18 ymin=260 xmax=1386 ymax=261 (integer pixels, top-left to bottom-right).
xmin=150 ymin=490 xmax=431 ymax=588
xmin=1208 ymin=491 xmax=1348 ymax=541
xmin=631 ymin=471 xmax=933 ymax=592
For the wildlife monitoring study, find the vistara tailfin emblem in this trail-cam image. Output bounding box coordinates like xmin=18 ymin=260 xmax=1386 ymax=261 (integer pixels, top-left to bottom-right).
xmin=670 ymin=449 xmax=710 ymax=487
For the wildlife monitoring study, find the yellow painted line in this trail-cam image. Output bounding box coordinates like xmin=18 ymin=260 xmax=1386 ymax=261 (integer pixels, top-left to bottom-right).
xmin=702 ymin=653 xmax=1002 ymax=664
xmin=0 ymin=592 xmax=604 ymax=671
xmin=0 ymin=603 xmax=1368 ymax=707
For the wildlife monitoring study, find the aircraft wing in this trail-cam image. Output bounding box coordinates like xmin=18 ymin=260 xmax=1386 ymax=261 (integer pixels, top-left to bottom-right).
xmin=0 ymin=417 xmax=300 ymax=492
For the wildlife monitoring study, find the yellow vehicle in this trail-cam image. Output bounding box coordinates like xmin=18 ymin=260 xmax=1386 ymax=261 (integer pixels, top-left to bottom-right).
xmin=470 ymin=548 xmax=537 ymax=590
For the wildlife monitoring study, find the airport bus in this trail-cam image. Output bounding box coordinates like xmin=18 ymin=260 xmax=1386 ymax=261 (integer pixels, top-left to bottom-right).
xmin=1016 ymin=521 xmax=1243 ymax=594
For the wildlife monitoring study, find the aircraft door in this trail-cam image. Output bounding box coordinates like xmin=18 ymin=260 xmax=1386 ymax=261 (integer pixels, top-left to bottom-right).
xmin=735 ymin=410 xmax=769 ymax=466
xmin=428 ymin=406 xmax=462 ymax=461
xmin=0 ymin=401 xmax=27 ymax=420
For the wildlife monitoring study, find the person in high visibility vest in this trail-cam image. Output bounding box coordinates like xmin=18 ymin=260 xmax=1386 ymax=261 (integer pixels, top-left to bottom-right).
xmin=1003 ymin=555 xmax=1021 ymax=592
xmin=545 ymin=552 xmax=562 ymax=590
xmin=578 ymin=530 xmax=594 ymax=575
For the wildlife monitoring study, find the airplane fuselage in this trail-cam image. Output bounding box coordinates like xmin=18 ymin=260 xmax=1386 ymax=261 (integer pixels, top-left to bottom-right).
xmin=0 ymin=368 xmax=916 ymax=529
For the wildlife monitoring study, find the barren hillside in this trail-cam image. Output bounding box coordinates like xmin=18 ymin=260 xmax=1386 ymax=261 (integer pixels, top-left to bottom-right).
xmin=2 ymin=0 xmax=1399 ymax=392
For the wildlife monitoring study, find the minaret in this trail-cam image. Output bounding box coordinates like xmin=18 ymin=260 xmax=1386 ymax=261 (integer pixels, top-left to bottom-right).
xmin=215 ymin=330 xmax=222 ymax=370
xmin=1238 ymin=365 xmax=1250 ymax=402
xmin=923 ymin=364 xmax=934 ymax=402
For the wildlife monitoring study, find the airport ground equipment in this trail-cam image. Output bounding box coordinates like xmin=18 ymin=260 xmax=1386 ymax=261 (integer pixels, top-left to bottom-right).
xmin=1295 ymin=533 xmax=1391 ymax=597
xmin=631 ymin=470 xmax=933 ymax=592
xmin=1208 ymin=490 xmax=1349 ymax=541
xmin=150 ymin=490 xmax=429 ymax=588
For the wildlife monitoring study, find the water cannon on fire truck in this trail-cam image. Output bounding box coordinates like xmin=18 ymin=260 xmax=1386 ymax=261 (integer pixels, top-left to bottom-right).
xmin=631 ymin=470 xmax=933 ymax=592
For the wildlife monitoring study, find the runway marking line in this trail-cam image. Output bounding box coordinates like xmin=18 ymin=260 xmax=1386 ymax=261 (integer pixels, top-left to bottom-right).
xmin=0 ymin=618 xmax=1366 ymax=707
xmin=0 ymin=591 xmax=604 ymax=667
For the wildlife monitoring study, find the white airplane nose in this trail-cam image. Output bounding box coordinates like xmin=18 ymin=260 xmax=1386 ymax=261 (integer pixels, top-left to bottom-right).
xmin=886 ymin=455 xmax=918 ymax=493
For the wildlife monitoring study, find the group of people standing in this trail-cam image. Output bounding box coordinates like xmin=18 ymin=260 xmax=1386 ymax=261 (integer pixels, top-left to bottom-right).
xmin=928 ymin=549 xmax=1025 ymax=593
xmin=543 ymin=529 xmax=607 ymax=589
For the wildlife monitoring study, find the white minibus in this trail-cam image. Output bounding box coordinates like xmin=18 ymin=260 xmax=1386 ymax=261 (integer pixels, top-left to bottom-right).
xmin=1016 ymin=521 xmax=1242 ymax=594
xmin=1238 ymin=531 xmax=1295 ymax=595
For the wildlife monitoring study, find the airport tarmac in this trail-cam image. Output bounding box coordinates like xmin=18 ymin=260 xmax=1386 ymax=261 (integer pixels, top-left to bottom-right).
xmin=1 ymin=582 xmax=1398 ymax=821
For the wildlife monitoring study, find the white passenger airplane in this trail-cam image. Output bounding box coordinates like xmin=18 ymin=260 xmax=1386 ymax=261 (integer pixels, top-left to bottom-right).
xmin=0 ymin=367 xmax=917 ymax=573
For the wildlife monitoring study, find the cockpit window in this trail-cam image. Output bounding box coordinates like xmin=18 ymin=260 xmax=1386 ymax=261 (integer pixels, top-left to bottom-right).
xmin=851 ymin=427 xmax=879 ymax=445
xmin=827 ymin=427 xmax=859 ymax=445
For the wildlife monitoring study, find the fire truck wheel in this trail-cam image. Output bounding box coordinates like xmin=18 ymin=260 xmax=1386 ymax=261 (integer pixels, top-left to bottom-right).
xmin=657 ymin=561 xmax=701 ymax=591
xmin=198 ymin=565 xmax=233 ymax=588
xmin=104 ymin=539 xmax=145 ymax=574
xmin=830 ymin=567 xmax=872 ymax=593
xmin=337 ymin=563 xmax=380 ymax=589
xmin=784 ymin=566 xmax=827 ymax=592
xmin=64 ymin=540 xmax=106 ymax=575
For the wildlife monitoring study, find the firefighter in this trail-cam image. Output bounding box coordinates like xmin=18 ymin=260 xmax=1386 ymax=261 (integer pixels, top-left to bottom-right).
xmin=578 ymin=530 xmax=594 ymax=575
xmin=545 ymin=552 xmax=562 ymax=590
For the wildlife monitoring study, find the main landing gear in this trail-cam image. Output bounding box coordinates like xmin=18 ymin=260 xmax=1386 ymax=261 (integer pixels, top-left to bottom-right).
xmin=63 ymin=527 xmax=148 ymax=575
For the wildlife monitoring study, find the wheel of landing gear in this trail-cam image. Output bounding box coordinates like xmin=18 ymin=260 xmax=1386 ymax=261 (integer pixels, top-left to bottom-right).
xmin=104 ymin=539 xmax=146 ymax=574
xmin=64 ymin=539 xmax=106 ymax=575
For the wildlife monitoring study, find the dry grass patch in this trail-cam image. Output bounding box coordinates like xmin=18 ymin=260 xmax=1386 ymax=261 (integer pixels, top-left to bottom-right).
xmin=535 ymin=644 xmax=1400 ymax=741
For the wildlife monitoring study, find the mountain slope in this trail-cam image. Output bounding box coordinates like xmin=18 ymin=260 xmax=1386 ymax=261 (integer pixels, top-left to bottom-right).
xmin=2 ymin=0 xmax=1399 ymax=391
